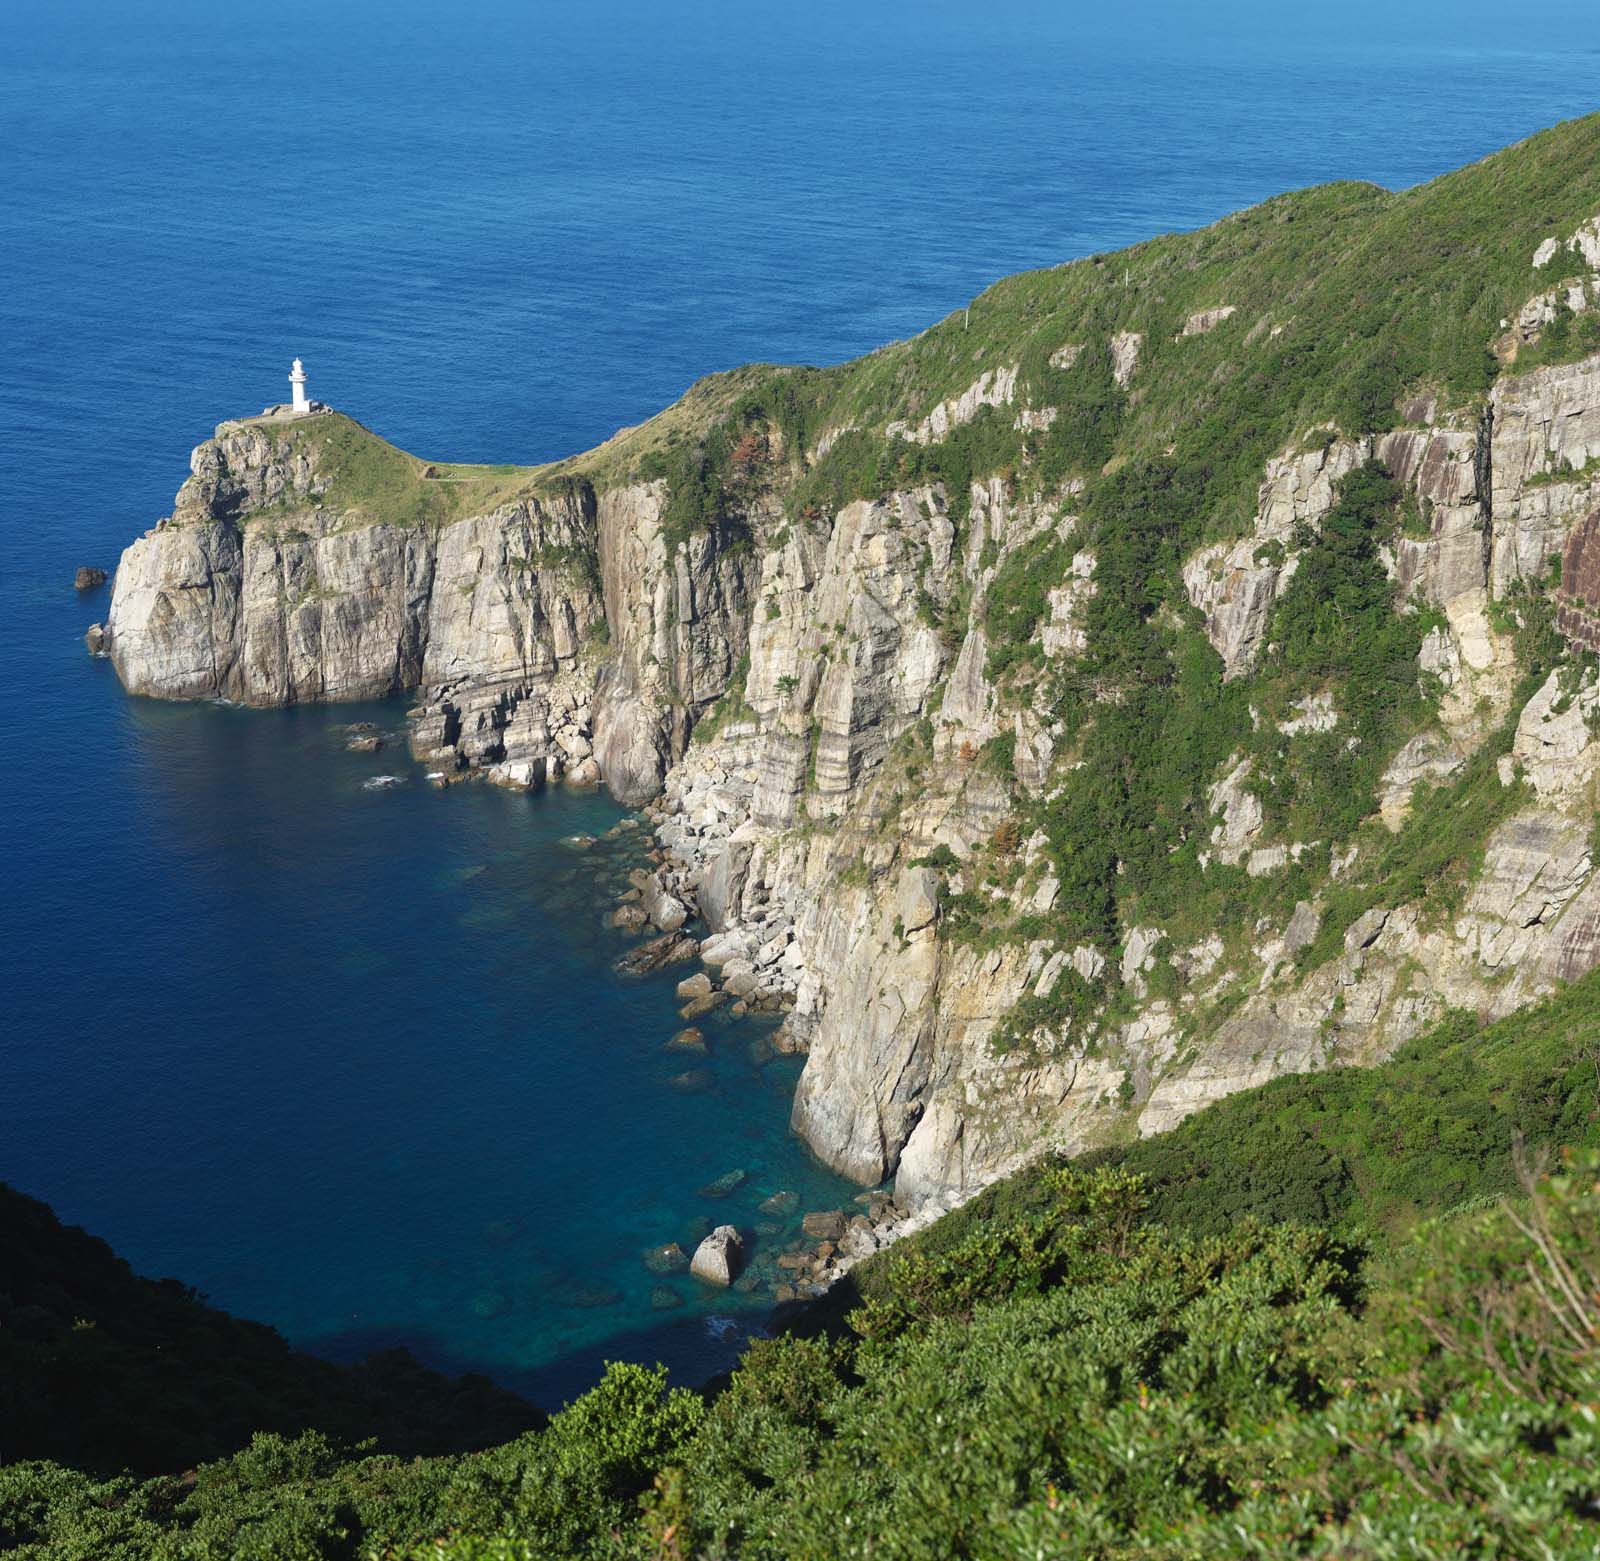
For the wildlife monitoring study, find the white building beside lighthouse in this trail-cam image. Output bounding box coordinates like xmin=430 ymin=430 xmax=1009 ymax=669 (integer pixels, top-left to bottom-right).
xmin=289 ymin=357 xmax=310 ymax=415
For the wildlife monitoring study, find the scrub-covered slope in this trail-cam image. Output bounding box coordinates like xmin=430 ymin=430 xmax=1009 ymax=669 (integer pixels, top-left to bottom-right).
xmin=95 ymin=113 xmax=1600 ymax=1216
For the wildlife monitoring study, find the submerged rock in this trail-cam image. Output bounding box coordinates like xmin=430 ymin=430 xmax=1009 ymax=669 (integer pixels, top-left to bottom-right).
xmin=664 ymin=1027 xmax=708 ymax=1054
xmin=698 ymin=1168 xmax=747 ymax=1199
xmin=470 ymin=1291 xmax=513 ymax=1320
xmin=667 ymin=1068 xmax=715 ymax=1093
xmin=642 ymin=1241 xmax=690 ymax=1275
xmin=758 ymin=1190 xmax=799 ymax=1218
xmin=650 ymin=1285 xmax=684 ymax=1311
xmin=554 ymin=1281 xmax=622 ymax=1310
xmin=679 ymin=989 xmax=728 ymax=1021
xmin=690 ymin=1225 xmax=744 ymax=1286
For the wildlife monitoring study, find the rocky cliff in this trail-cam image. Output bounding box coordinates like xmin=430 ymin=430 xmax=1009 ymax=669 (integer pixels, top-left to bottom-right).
xmin=95 ymin=116 xmax=1600 ymax=1219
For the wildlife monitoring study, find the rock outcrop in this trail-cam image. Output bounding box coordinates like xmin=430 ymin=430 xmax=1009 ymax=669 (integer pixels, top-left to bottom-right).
xmin=689 ymin=1225 xmax=744 ymax=1286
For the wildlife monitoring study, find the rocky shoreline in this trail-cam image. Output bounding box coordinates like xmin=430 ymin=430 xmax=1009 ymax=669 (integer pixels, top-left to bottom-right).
xmin=592 ymin=798 xmax=968 ymax=1307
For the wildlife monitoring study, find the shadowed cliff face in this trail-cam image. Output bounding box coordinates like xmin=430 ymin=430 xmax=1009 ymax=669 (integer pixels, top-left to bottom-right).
xmin=96 ymin=159 xmax=1600 ymax=1219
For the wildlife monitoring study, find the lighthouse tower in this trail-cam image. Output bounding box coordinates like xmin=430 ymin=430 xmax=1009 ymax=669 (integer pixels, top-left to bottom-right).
xmin=288 ymin=358 xmax=310 ymax=415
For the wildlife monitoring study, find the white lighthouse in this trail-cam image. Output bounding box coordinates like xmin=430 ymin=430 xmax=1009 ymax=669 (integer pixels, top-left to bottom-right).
xmin=288 ymin=358 xmax=310 ymax=415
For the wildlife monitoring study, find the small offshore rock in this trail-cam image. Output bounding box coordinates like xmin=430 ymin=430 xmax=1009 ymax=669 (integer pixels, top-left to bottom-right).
xmin=758 ymin=1190 xmax=799 ymax=1218
xmin=84 ymin=623 xmax=107 ymax=655
xmin=690 ymin=1224 xmax=744 ymax=1286
xmin=676 ymin=972 xmax=713 ymax=1002
xmin=642 ymin=1242 xmax=690 ymax=1275
xmin=74 ymin=566 xmax=107 ymax=590
xmin=346 ymin=733 xmax=384 ymax=753
xmin=650 ymin=1285 xmax=684 ymax=1311
xmin=665 ymin=1027 xmax=708 ymax=1054
xmin=698 ymin=1168 xmax=747 ymax=1199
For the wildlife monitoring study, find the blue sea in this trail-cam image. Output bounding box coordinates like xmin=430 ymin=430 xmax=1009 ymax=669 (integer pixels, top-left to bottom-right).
xmin=3 ymin=0 xmax=1597 ymax=1409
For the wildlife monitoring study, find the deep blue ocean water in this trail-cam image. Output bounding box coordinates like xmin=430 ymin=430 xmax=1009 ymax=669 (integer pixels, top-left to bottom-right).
xmin=3 ymin=0 xmax=1597 ymax=1408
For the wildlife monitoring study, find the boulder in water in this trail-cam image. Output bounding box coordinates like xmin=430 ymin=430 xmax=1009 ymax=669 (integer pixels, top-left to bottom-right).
xmin=758 ymin=1190 xmax=799 ymax=1218
xmin=690 ymin=1225 xmax=744 ymax=1286
xmin=664 ymin=1027 xmax=708 ymax=1054
xmin=617 ymin=932 xmax=699 ymax=975
xmin=679 ymin=989 xmax=729 ymax=1021
xmin=802 ymin=1209 xmax=848 ymax=1242
xmin=74 ymin=566 xmax=107 ymax=590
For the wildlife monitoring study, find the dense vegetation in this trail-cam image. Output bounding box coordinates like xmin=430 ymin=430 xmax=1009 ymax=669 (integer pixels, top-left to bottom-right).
xmin=6 ymin=970 xmax=1598 ymax=1557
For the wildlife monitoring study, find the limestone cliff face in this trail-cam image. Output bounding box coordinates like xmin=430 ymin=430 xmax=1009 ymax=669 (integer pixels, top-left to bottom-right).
xmin=100 ymin=419 xmax=758 ymax=798
xmin=644 ymin=350 xmax=1600 ymax=1215
xmin=95 ymin=203 xmax=1600 ymax=1220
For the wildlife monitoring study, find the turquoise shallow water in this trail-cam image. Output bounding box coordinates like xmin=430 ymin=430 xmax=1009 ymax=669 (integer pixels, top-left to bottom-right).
xmin=14 ymin=682 xmax=858 ymax=1402
xmin=3 ymin=0 xmax=1598 ymax=1408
